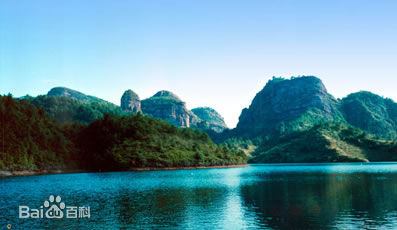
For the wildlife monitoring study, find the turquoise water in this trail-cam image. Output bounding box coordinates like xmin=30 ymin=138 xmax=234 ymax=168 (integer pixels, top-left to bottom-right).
xmin=2 ymin=163 xmax=397 ymax=229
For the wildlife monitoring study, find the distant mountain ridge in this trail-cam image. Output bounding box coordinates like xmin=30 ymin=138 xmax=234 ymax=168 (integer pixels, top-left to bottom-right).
xmin=32 ymin=78 xmax=397 ymax=140
xmin=27 ymin=87 xmax=228 ymax=132
xmin=48 ymin=87 xmax=108 ymax=103
xmin=11 ymin=75 xmax=397 ymax=163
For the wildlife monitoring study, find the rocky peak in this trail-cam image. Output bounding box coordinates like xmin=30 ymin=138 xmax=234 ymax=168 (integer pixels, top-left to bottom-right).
xmin=152 ymin=90 xmax=182 ymax=101
xmin=141 ymin=90 xmax=191 ymax=127
xmin=47 ymin=87 xmax=106 ymax=103
xmin=235 ymin=76 xmax=342 ymax=136
xmin=121 ymin=89 xmax=141 ymax=113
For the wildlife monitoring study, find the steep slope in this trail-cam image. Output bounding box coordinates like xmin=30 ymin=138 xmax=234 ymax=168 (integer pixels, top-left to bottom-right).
xmin=121 ymin=89 xmax=141 ymax=113
xmin=250 ymin=123 xmax=397 ymax=163
xmin=19 ymin=87 xmax=126 ymax=124
xmin=191 ymin=107 xmax=228 ymax=133
xmin=0 ymin=95 xmax=77 ymax=170
xmin=341 ymin=91 xmax=397 ymax=139
xmin=48 ymin=87 xmax=106 ymax=103
xmin=26 ymin=95 xmax=125 ymax=124
xmin=0 ymin=95 xmax=247 ymax=171
xmin=79 ymin=113 xmax=247 ymax=170
xmin=235 ymin=76 xmax=343 ymax=137
xmin=141 ymin=90 xmax=194 ymax=127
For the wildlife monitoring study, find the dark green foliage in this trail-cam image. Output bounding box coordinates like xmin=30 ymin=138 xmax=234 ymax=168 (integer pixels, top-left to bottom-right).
xmin=152 ymin=90 xmax=182 ymax=101
xmin=0 ymin=95 xmax=77 ymax=170
xmin=141 ymin=95 xmax=184 ymax=106
xmin=250 ymin=122 xmax=397 ymax=163
xmin=78 ymin=114 xmax=246 ymax=170
xmin=341 ymin=91 xmax=397 ymax=139
xmin=26 ymin=95 xmax=125 ymax=124
xmin=191 ymin=107 xmax=227 ymax=133
xmin=191 ymin=107 xmax=226 ymax=127
xmin=0 ymin=96 xmax=246 ymax=171
xmin=142 ymin=90 xmax=183 ymax=107
xmin=48 ymin=87 xmax=106 ymax=103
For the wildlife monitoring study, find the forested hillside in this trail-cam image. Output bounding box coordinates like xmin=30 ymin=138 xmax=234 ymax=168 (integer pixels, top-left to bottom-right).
xmin=250 ymin=122 xmax=397 ymax=163
xmin=25 ymin=95 xmax=125 ymax=124
xmin=0 ymin=95 xmax=246 ymax=171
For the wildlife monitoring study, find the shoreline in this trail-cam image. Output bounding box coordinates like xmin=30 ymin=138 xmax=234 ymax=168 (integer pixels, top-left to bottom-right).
xmin=129 ymin=164 xmax=249 ymax=171
xmin=0 ymin=164 xmax=249 ymax=178
xmin=0 ymin=169 xmax=90 ymax=178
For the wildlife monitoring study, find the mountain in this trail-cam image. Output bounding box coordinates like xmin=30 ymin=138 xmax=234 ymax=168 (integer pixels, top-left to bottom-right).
xmin=249 ymin=123 xmax=397 ymax=163
xmin=0 ymin=95 xmax=247 ymax=171
xmin=141 ymin=90 xmax=197 ymax=128
xmin=235 ymin=76 xmax=343 ymax=137
xmin=26 ymin=95 xmax=125 ymax=124
xmin=341 ymin=91 xmax=397 ymax=139
xmin=29 ymin=87 xmax=228 ymax=132
xmin=191 ymin=107 xmax=228 ymax=133
xmin=48 ymin=87 xmax=106 ymax=103
xmin=120 ymin=89 xmax=141 ymax=113
xmin=221 ymin=76 xmax=397 ymax=163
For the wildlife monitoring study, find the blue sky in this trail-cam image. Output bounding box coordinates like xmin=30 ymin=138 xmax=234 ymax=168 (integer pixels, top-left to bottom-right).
xmin=1 ymin=0 xmax=397 ymax=127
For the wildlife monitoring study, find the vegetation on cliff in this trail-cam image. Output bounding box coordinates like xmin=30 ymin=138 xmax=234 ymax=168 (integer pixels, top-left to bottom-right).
xmin=191 ymin=107 xmax=228 ymax=133
xmin=48 ymin=87 xmax=107 ymax=103
xmin=120 ymin=89 xmax=141 ymax=113
xmin=141 ymin=91 xmax=192 ymax=127
xmin=79 ymin=113 xmax=246 ymax=170
xmin=216 ymin=76 xmax=397 ymax=163
xmin=3 ymin=75 xmax=397 ymax=167
xmin=341 ymin=91 xmax=397 ymax=139
xmin=0 ymin=95 xmax=246 ymax=171
xmin=235 ymin=76 xmax=343 ymax=137
xmin=249 ymin=122 xmax=397 ymax=163
xmin=25 ymin=95 xmax=125 ymax=124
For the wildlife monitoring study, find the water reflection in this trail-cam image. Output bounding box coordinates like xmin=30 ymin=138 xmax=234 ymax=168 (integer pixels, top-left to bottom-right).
xmin=2 ymin=163 xmax=397 ymax=229
xmin=240 ymin=169 xmax=397 ymax=229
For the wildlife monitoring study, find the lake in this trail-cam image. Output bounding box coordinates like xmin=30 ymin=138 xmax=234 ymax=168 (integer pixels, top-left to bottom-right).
xmin=2 ymin=163 xmax=397 ymax=229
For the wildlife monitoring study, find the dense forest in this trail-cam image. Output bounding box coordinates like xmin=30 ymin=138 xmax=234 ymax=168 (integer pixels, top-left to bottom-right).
xmin=0 ymin=95 xmax=246 ymax=171
xmin=249 ymin=122 xmax=397 ymax=163
xmin=0 ymin=95 xmax=76 ymax=170
xmin=25 ymin=95 xmax=125 ymax=124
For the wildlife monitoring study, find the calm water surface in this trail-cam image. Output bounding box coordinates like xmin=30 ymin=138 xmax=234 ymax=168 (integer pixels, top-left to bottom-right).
xmin=2 ymin=163 xmax=397 ymax=229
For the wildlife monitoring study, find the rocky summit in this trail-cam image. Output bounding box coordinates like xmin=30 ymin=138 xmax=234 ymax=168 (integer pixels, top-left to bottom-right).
xmin=47 ymin=87 xmax=105 ymax=103
xmin=235 ymin=76 xmax=342 ymax=137
xmin=191 ymin=107 xmax=228 ymax=133
xmin=141 ymin=90 xmax=193 ymax=127
xmin=121 ymin=89 xmax=141 ymax=113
